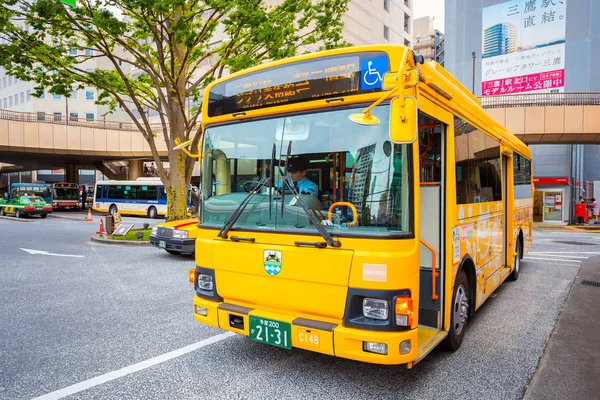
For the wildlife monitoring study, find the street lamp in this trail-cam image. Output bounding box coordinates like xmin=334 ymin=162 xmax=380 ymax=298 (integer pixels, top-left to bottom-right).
xmin=471 ymin=51 xmax=476 ymax=95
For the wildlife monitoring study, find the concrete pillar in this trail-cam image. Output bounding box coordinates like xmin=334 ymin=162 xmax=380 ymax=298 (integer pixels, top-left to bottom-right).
xmin=65 ymin=164 xmax=79 ymax=183
xmin=128 ymin=160 xmax=143 ymax=180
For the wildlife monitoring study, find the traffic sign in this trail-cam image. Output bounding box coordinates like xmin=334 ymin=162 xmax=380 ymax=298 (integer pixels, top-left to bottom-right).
xmin=61 ymin=0 xmax=76 ymax=6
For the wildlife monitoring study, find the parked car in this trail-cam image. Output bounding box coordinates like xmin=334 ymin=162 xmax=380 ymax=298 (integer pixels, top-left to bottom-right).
xmin=0 ymin=195 xmax=53 ymax=218
xmin=149 ymin=218 xmax=198 ymax=255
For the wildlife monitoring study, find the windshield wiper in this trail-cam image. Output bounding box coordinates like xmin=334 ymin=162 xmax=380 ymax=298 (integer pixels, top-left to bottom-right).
xmin=277 ymin=142 xmax=341 ymax=248
xmin=218 ymin=143 xmax=276 ymax=240
xmin=269 ymin=143 xmax=275 ymax=220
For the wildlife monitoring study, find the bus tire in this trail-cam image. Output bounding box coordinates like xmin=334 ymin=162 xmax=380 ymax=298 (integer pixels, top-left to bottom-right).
xmin=109 ymin=204 xmax=118 ymax=215
xmin=40 ymin=214 xmax=47 ymax=219
xmin=445 ymin=270 xmax=469 ymax=351
xmin=147 ymin=206 xmax=158 ymax=219
xmin=509 ymin=239 xmax=522 ymax=281
xmin=15 ymin=209 xmax=22 ymax=218
xmin=0 ymin=208 xmax=5 ymax=216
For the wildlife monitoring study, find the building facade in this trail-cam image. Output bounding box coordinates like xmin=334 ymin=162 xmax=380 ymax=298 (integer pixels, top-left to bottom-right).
xmin=342 ymin=0 xmax=413 ymax=47
xmin=445 ymin=0 xmax=599 ymax=224
xmin=413 ymin=16 xmax=445 ymax=66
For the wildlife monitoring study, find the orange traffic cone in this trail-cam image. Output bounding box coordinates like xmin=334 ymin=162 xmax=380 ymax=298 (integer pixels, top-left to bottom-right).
xmin=85 ymin=209 xmax=93 ymax=222
xmin=97 ymin=218 xmax=105 ymax=234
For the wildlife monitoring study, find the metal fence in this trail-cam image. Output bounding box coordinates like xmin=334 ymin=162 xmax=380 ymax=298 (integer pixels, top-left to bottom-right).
xmin=0 ymin=109 xmax=164 ymax=132
xmin=480 ymin=92 xmax=600 ymax=109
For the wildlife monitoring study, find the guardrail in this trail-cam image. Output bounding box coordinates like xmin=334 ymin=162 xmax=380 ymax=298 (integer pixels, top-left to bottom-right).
xmin=0 ymin=109 xmax=164 ymax=132
xmin=480 ymin=92 xmax=600 ymax=109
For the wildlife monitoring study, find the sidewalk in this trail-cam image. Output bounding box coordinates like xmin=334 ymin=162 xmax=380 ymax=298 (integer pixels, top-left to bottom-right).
xmin=533 ymin=221 xmax=600 ymax=232
xmin=524 ymin=256 xmax=600 ymax=399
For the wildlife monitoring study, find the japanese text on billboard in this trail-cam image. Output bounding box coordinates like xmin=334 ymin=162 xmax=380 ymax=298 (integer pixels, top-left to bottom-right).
xmin=481 ymin=0 xmax=566 ymax=96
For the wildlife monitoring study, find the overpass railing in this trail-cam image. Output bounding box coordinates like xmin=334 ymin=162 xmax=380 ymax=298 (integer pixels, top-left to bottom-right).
xmin=0 ymin=109 xmax=164 ymax=131
xmin=480 ymin=92 xmax=600 ymax=109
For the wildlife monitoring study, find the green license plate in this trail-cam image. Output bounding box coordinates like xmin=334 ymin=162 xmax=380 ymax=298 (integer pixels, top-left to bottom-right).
xmin=158 ymin=240 xmax=166 ymax=249
xmin=249 ymin=316 xmax=291 ymax=350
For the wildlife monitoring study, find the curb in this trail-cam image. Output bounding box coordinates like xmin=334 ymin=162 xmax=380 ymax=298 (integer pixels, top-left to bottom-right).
xmin=90 ymin=234 xmax=152 ymax=246
xmin=48 ymin=213 xmax=87 ymax=221
xmin=0 ymin=215 xmax=35 ymax=223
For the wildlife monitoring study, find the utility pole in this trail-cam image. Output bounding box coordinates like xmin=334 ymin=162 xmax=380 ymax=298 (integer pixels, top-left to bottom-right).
xmin=471 ymin=52 xmax=476 ymax=94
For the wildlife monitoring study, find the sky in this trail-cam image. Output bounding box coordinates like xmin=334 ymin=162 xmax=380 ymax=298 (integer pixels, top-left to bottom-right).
xmin=413 ymin=0 xmax=446 ymax=33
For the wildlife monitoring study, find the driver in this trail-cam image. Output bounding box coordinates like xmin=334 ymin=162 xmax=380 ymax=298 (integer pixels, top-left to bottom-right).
xmin=279 ymin=155 xmax=318 ymax=196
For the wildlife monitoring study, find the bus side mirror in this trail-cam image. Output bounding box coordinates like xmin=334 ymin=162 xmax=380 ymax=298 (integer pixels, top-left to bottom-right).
xmin=389 ymin=96 xmax=417 ymax=143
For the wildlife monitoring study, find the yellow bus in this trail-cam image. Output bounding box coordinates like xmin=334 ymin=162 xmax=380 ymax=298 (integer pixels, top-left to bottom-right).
xmin=186 ymin=44 xmax=533 ymax=368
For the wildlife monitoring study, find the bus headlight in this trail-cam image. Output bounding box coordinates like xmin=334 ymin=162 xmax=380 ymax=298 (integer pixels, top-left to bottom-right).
xmin=362 ymin=298 xmax=388 ymax=320
xmin=173 ymin=230 xmax=189 ymax=239
xmin=197 ymin=274 xmax=214 ymax=291
xmin=151 ymin=226 xmax=158 ymax=235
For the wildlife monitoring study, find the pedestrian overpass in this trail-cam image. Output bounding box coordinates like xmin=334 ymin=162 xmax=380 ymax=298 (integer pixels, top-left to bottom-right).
xmin=0 ymin=109 xmax=169 ymax=180
xmin=1 ymin=92 xmax=599 ymax=179
xmin=481 ymin=92 xmax=600 ymax=143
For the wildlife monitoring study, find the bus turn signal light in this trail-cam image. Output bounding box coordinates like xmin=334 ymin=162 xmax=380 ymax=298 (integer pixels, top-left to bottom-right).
xmin=395 ymin=297 xmax=413 ymax=326
xmin=189 ymin=269 xmax=196 ymax=283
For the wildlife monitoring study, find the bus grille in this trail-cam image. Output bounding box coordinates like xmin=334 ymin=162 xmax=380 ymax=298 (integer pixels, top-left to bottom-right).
xmin=156 ymin=227 xmax=174 ymax=238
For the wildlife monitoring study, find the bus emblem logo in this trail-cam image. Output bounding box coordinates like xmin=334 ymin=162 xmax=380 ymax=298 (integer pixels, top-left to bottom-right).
xmin=264 ymin=251 xmax=282 ymax=276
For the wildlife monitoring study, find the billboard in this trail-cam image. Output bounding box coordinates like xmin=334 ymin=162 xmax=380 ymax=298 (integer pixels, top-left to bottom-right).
xmin=481 ymin=0 xmax=566 ymax=96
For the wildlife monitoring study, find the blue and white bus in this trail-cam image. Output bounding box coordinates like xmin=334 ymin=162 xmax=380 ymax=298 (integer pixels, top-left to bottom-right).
xmin=92 ymin=178 xmax=196 ymax=218
xmin=10 ymin=183 xmax=52 ymax=202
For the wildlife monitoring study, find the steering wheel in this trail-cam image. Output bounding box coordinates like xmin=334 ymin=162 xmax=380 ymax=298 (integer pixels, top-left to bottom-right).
xmin=242 ymin=181 xmax=260 ymax=193
xmin=328 ymin=202 xmax=358 ymax=227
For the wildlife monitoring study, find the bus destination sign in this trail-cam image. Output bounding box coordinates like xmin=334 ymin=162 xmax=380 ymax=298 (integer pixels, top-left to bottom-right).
xmin=207 ymin=52 xmax=389 ymax=117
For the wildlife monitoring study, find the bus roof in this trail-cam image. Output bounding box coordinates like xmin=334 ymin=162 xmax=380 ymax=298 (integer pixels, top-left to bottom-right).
xmin=95 ymin=180 xmax=165 ymax=186
xmin=11 ymin=182 xmax=52 ymax=186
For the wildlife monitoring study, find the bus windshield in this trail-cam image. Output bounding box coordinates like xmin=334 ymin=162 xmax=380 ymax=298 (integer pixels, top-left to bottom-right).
xmin=53 ymin=188 xmax=79 ymax=200
xmin=200 ymin=104 xmax=412 ymax=237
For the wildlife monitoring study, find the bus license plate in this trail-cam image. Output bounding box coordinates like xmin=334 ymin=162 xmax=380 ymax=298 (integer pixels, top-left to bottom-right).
xmin=249 ymin=316 xmax=291 ymax=350
xmin=158 ymin=240 xmax=166 ymax=249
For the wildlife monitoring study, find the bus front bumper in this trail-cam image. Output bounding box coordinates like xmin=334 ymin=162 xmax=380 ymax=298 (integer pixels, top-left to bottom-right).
xmin=193 ymin=296 xmax=419 ymax=365
xmin=52 ymin=201 xmax=80 ymax=209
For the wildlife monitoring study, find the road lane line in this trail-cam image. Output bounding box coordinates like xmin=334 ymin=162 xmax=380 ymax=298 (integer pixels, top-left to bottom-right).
xmin=523 ymin=257 xmax=581 ymax=263
xmin=32 ymin=331 xmax=236 ymax=400
xmin=527 ymin=252 xmax=600 ymax=254
xmin=526 ymin=254 xmax=589 ymax=259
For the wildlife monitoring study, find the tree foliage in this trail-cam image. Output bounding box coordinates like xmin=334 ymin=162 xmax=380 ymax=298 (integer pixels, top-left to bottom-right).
xmin=0 ymin=0 xmax=349 ymax=220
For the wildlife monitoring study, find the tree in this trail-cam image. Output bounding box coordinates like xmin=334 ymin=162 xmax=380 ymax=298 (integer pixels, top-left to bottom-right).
xmin=0 ymin=0 xmax=349 ymax=220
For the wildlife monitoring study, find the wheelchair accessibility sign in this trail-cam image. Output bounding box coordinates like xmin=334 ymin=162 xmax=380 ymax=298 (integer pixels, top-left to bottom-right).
xmin=360 ymin=56 xmax=389 ymax=90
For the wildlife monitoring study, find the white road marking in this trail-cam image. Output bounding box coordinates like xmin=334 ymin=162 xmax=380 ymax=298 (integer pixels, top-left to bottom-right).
xmin=526 ymin=254 xmax=589 ymax=259
xmin=523 ymin=256 xmax=581 ymax=264
xmin=21 ymin=248 xmax=84 ymax=258
xmin=528 ymin=251 xmax=600 ymax=254
xmin=32 ymin=331 xmax=235 ymax=400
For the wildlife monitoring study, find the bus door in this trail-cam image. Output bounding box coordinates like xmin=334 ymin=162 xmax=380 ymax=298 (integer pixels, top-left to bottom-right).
xmin=502 ymin=155 xmax=509 ymax=267
xmin=417 ymin=111 xmax=445 ymax=330
xmin=121 ymin=185 xmax=138 ymax=213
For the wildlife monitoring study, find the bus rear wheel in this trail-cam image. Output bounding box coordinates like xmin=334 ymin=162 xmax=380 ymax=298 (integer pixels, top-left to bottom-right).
xmin=147 ymin=206 xmax=158 ymax=219
xmin=109 ymin=205 xmax=118 ymax=215
xmin=15 ymin=209 xmax=22 ymax=218
xmin=445 ymin=270 xmax=470 ymax=351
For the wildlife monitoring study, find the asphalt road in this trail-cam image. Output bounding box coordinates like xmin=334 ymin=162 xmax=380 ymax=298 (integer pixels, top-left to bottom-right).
xmin=0 ymin=217 xmax=597 ymax=400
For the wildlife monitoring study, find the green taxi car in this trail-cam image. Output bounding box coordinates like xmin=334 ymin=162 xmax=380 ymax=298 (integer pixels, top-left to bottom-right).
xmin=0 ymin=196 xmax=53 ymax=218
